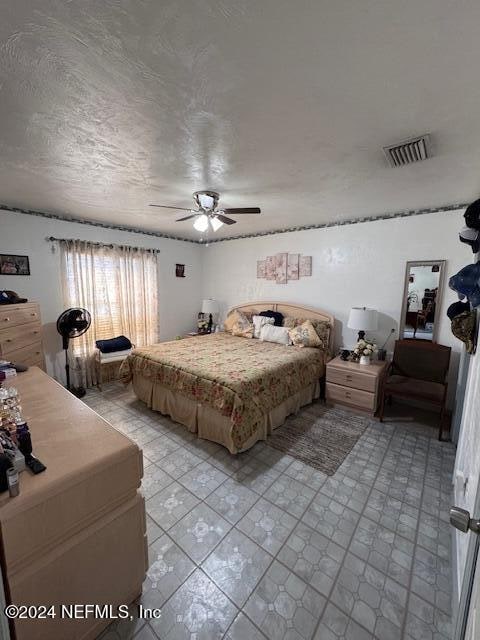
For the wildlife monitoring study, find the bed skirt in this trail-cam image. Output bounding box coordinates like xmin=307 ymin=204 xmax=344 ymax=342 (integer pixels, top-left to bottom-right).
xmin=131 ymin=375 xmax=320 ymax=454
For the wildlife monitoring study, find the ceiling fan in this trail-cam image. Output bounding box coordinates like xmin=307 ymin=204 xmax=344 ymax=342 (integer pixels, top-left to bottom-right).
xmin=149 ymin=191 xmax=261 ymax=232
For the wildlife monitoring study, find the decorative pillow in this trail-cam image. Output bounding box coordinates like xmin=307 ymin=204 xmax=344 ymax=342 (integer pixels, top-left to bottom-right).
xmin=288 ymin=320 xmax=322 ymax=348
xmin=230 ymin=310 xmax=254 ymax=338
xmin=259 ymin=310 xmax=284 ymax=327
xmin=252 ymin=314 xmax=275 ymax=339
xmin=224 ymin=309 xmax=252 ymax=333
xmin=259 ymin=324 xmax=292 ymax=345
xmin=282 ymin=316 xmax=297 ymax=329
xmin=309 ymin=320 xmax=331 ymax=351
xmin=283 ymin=316 xmax=331 ymax=350
xmin=232 ymin=321 xmax=254 ymax=338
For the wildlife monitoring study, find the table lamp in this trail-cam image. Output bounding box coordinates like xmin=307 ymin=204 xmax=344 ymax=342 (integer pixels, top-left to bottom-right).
xmin=201 ymin=299 xmax=219 ymax=333
xmin=348 ymin=307 xmax=378 ymax=341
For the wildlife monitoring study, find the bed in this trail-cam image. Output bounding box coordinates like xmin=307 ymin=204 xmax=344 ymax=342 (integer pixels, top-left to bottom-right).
xmin=120 ymin=302 xmax=334 ymax=453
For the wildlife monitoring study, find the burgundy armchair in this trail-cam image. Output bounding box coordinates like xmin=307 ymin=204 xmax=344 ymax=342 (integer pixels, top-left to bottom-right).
xmin=379 ymin=339 xmax=451 ymax=440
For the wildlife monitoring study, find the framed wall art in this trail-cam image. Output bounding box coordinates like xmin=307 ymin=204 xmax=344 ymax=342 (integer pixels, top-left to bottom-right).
xmin=256 ymin=252 xmax=312 ymax=283
xmin=0 ymin=254 xmax=30 ymax=276
xmin=257 ymin=260 xmax=266 ymax=278
xmin=287 ymin=253 xmax=299 ymax=280
xmin=299 ymin=255 xmax=312 ymax=277
xmin=275 ymin=253 xmax=288 ymax=284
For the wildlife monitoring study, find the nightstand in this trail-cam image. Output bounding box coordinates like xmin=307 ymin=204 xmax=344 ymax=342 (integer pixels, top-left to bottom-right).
xmin=326 ymin=356 xmax=388 ymax=415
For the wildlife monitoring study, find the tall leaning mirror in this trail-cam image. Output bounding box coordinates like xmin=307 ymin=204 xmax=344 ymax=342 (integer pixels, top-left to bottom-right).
xmin=399 ymin=260 xmax=446 ymax=342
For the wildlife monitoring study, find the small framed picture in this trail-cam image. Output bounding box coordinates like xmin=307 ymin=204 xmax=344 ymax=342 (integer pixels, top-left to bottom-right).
xmin=175 ymin=263 xmax=185 ymax=277
xmin=0 ymin=254 xmax=30 ymax=275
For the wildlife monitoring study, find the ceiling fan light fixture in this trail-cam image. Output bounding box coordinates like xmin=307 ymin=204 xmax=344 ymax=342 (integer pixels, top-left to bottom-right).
xmin=193 ymin=214 xmax=209 ymax=232
xmin=210 ymin=216 xmax=224 ymax=232
xmin=197 ymin=193 xmax=215 ymax=209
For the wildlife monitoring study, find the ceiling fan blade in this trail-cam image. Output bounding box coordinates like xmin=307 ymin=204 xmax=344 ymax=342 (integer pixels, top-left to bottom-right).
xmin=149 ymin=204 xmax=192 ymax=211
xmin=222 ymin=207 xmax=261 ymax=214
xmin=215 ymin=214 xmax=237 ymax=225
xmin=176 ymin=214 xmax=200 ymax=222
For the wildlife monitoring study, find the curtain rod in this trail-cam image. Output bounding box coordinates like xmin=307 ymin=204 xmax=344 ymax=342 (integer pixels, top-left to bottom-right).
xmin=46 ymin=237 xmax=160 ymax=253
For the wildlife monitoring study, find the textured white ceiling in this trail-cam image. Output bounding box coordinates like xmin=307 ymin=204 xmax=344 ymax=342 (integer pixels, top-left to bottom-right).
xmin=0 ymin=0 xmax=479 ymax=240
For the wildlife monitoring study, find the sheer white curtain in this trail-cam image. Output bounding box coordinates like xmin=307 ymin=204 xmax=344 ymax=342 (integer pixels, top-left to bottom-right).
xmin=60 ymin=239 xmax=158 ymax=387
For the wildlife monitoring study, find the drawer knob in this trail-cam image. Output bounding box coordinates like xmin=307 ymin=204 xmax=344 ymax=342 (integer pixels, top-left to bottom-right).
xmin=6 ymin=339 xmax=11 ymax=343
xmin=3 ymin=318 xmax=9 ymax=322
xmin=31 ymin=313 xmax=36 ymax=317
xmin=346 ymin=375 xmax=352 ymax=380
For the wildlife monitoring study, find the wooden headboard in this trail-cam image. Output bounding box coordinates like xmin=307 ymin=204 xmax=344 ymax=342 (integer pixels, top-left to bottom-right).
xmin=228 ymin=301 xmax=335 ymax=351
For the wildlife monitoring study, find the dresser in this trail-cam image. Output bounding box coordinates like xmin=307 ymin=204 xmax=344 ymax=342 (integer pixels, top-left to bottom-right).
xmin=0 ymin=302 xmax=45 ymax=369
xmin=0 ymin=368 xmax=147 ymax=640
xmin=326 ymin=356 xmax=388 ymax=415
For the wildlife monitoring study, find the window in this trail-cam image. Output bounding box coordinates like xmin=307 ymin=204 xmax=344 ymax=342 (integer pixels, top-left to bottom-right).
xmin=60 ymin=239 xmax=158 ymax=386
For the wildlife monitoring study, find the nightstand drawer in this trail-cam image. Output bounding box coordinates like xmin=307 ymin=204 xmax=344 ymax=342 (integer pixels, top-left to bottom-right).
xmin=326 ymin=367 xmax=377 ymax=392
xmin=326 ymin=382 xmax=376 ymax=411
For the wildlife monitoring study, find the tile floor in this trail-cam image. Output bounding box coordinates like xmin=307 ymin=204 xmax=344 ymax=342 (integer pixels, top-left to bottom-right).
xmin=85 ymin=382 xmax=456 ymax=640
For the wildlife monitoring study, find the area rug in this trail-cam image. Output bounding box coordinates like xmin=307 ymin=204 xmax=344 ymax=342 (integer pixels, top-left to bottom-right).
xmin=267 ymin=405 xmax=371 ymax=475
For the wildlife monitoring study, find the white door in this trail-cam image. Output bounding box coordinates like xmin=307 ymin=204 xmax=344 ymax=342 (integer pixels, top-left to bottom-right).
xmin=451 ymin=485 xmax=480 ymax=639
xmin=451 ymin=309 xmax=480 ymax=639
xmin=464 ymin=551 xmax=479 ymax=639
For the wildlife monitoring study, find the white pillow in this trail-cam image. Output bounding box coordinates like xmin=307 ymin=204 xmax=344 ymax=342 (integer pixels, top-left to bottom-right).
xmin=252 ymin=314 xmax=275 ymax=339
xmin=259 ymin=324 xmax=292 ymax=345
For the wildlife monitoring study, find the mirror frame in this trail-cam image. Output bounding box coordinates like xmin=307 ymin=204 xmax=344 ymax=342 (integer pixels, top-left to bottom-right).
xmin=399 ymin=260 xmax=446 ymax=343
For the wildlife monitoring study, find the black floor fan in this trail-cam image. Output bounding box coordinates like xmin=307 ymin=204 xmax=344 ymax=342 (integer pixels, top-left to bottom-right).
xmin=56 ymin=308 xmax=91 ymax=398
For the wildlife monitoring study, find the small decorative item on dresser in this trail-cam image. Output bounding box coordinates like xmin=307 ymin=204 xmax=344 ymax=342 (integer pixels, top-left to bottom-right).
xmin=377 ymin=328 xmax=395 ymax=361
xmin=351 ymin=338 xmax=377 ymax=365
xmin=326 ymin=355 xmax=388 ymax=416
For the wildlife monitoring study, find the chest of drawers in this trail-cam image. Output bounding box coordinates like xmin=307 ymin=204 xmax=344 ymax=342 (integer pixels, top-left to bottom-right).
xmin=0 ymin=302 xmax=45 ymax=369
xmin=326 ymin=355 xmax=388 ymax=415
xmin=0 ymin=367 xmax=146 ymax=640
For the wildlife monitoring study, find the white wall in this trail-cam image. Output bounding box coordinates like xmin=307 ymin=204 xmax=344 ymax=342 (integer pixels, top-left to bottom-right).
xmin=0 ymin=209 xmax=203 ymax=381
xmin=202 ymin=209 xmax=468 ymax=406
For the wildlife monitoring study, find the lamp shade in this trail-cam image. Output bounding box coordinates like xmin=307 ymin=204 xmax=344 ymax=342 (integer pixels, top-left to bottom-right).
xmin=193 ymin=215 xmax=209 ymax=232
xmin=347 ymin=307 xmax=378 ymax=331
xmin=202 ymin=298 xmax=219 ymax=315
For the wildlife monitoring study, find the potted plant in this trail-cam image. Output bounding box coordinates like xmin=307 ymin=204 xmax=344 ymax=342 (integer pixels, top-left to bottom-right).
xmin=351 ymin=338 xmax=377 ymax=365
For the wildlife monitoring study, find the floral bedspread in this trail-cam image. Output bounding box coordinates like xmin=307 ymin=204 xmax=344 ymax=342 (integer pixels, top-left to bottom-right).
xmin=119 ymin=333 xmax=326 ymax=449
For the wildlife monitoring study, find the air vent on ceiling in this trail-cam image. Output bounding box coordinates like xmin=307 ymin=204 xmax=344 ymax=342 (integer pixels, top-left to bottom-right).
xmin=383 ymin=134 xmax=431 ymax=167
